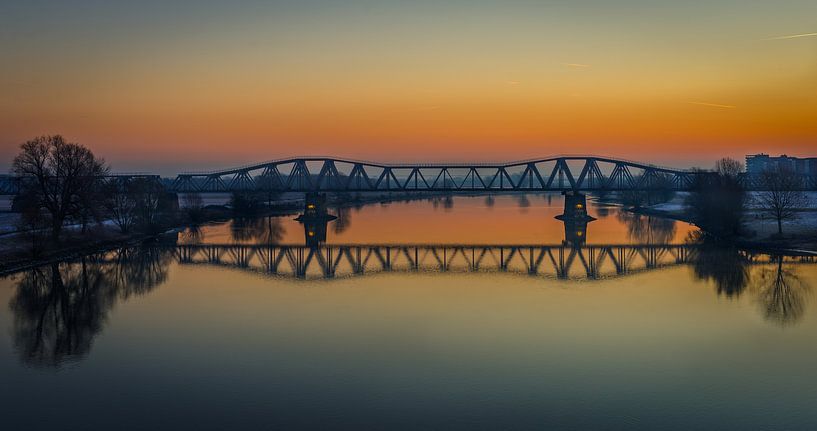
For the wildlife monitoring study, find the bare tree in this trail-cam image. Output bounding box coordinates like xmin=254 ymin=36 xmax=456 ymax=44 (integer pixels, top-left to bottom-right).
xmin=130 ymin=178 xmax=164 ymax=229
xmin=715 ymin=157 xmax=743 ymax=179
xmin=684 ymin=160 xmax=747 ymax=239
xmin=105 ymin=184 xmax=137 ymax=233
xmin=182 ymin=193 xmax=205 ymax=224
xmin=12 ymin=135 xmax=109 ymax=241
xmin=753 ymin=256 xmax=809 ymax=327
xmin=757 ymin=167 xmax=809 ymax=235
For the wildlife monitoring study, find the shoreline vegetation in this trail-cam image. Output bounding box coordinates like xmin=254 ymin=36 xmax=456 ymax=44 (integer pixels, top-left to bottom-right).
xmin=614 ymin=198 xmax=817 ymax=256
xmin=0 ymin=190 xmax=492 ymax=274
xmin=3 ymin=188 xmax=816 ymax=275
xmin=2 ymin=137 xmax=815 ymax=273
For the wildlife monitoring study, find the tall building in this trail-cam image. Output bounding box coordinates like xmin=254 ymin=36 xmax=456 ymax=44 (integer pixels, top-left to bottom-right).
xmin=746 ymin=154 xmax=817 ymax=176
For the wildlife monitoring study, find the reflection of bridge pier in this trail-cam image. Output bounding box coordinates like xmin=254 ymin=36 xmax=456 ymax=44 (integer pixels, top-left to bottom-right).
xmin=561 ymin=218 xmax=589 ymax=247
xmin=301 ymin=218 xmax=329 ymax=247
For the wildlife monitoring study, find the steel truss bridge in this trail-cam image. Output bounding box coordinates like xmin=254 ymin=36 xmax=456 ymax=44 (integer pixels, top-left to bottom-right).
xmin=167 ymin=243 xmax=816 ymax=281
xmin=170 ymin=156 xmax=710 ymax=193
xmin=3 ymin=156 xmax=816 ymax=196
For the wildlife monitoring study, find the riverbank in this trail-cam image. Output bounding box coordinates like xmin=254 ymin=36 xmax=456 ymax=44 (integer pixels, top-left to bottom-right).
xmin=606 ymin=192 xmax=817 ymax=253
xmin=0 ymin=228 xmax=170 ymax=275
xmin=0 ymin=190 xmax=499 ymax=273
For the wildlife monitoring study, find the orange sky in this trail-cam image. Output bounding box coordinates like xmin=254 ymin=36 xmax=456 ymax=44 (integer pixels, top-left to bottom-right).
xmin=1 ymin=1 xmax=816 ymax=174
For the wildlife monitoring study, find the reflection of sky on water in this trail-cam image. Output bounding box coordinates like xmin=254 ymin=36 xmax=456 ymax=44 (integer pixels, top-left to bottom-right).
xmin=0 ymin=196 xmax=815 ymax=429
xmin=184 ymin=194 xmax=697 ymax=245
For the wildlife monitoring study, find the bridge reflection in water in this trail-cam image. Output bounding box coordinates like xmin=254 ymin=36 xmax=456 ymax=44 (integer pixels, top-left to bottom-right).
xmin=171 ymin=213 xmax=815 ymax=281
xmin=8 ymin=220 xmax=815 ymax=368
xmin=175 ymin=242 xmax=694 ymax=280
xmin=174 ymin=242 xmax=816 ymax=281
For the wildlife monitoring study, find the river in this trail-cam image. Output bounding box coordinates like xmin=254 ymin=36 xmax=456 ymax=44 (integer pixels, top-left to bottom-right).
xmin=1 ymin=194 xmax=816 ymax=429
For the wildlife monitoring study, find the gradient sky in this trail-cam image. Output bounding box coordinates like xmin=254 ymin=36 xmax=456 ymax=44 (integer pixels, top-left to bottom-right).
xmin=1 ymin=0 xmax=815 ymax=173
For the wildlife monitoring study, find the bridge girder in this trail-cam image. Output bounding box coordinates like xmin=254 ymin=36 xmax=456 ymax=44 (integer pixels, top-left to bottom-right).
xmin=166 ymin=156 xmax=742 ymax=193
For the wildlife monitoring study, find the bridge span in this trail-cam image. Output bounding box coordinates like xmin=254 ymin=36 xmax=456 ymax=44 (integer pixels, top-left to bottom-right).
xmin=170 ymin=156 xmax=707 ymax=193
xmin=3 ymin=155 xmax=816 ymax=196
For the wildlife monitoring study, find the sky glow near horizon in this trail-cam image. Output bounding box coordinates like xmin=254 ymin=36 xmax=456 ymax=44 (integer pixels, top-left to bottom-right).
xmin=1 ymin=0 xmax=816 ymax=173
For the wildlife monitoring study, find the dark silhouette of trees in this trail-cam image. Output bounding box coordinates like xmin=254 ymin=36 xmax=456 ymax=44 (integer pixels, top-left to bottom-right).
xmin=620 ymin=173 xmax=676 ymax=208
xmin=104 ymin=178 xmax=176 ymax=234
xmin=182 ymin=193 xmax=206 ymax=224
xmin=14 ymin=190 xmax=51 ymax=255
xmin=229 ymin=192 xmax=265 ymax=216
xmin=105 ymin=182 xmax=138 ymax=233
xmin=715 ymin=157 xmax=743 ymax=178
xmin=757 ymin=167 xmax=809 ymax=236
xmin=12 ymin=135 xmax=109 ymax=241
xmin=130 ymin=177 xmax=166 ymax=231
xmin=684 ymin=159 xmax=747 ymax=239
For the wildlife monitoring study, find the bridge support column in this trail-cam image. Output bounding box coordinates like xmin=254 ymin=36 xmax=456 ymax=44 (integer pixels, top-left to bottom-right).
xmin=555 ymin=191 xmax=596 ymax=247
xmin=560 ymin=191 xmax=590 ymax=219
xmin=303 ymin=192 xmax=328 ymax=217
xmin=295 ymin=192 xmax=337 ymax=247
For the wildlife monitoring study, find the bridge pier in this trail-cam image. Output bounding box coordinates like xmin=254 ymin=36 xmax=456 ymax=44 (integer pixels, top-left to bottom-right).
xmin=295 ymin=192 xmax=337 ymax=247
xmin=302 ymin=192 xmax=328 ymax=217
xmin=557 ymin=191 xmax=594 ymax=220
xmin=555 ymin=191 xmax=596 ymax=247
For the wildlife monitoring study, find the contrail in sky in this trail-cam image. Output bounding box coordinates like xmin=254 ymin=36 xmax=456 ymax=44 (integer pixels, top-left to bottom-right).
xmin=687 ymin=101 xmax=736 ymax=109
xmin=764 ymin=32 xmax=817 ymax=40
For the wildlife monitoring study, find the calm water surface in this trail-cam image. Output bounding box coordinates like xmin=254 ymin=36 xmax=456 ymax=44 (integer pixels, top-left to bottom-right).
xmin=1 ymin=195 xmax=816 ymax=430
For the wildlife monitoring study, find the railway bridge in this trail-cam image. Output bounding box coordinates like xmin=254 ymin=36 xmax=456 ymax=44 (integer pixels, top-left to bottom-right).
xmin=3 ymin=156 xmax=816 ymax=196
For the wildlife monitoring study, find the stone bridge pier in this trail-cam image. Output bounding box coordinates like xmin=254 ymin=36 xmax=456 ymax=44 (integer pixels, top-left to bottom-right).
xmin=295 ymin=192 xmax=336 ymax=247
xmin=556 ymin=191 xmax=596 ymax=247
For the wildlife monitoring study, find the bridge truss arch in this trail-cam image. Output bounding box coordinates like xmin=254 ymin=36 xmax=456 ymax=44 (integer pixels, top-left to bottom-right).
xmin=169 ymin=156 xmax=709 ymax=193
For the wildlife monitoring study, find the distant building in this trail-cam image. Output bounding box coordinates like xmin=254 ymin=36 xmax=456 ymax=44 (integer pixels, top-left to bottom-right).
xmin=746 ymin=154 xmax=817 ymax=176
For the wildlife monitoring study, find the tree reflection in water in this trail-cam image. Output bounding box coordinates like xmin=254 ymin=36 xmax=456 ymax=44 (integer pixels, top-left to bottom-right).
xmin=594 ymin=204 xmax=612 ymax=219
xmin=753 ymin=256 xmax=810 ymax=327
xmin=617 ymin=212 xmax=677 ymax=244
xmin=7 ymin=228 xmax=813 ymax=368
xmin=8 ymin=246 xmax=172 ymax=368
xmin=687 ymin=232 xmax=811 ymax=323
xmin=687 ymin=232 xmax=750 ymax=298
xmin=108 ymin=246 xmax=174 ymax=297
xmin=230 ymin=216 xmax=286 ymax=244
xmin=178 ymin=225 xmax=204 ymax=245
xmin=515 ymin=195 xmax=530 ymax=211
xmin=333 ymin=207 xmax=352 ymax=234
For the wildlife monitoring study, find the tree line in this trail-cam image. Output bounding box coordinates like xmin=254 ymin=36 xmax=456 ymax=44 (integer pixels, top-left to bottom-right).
xmin=685 ymin=157 xmax=809 ymax=239
xmin=9 ymin=135 xmax=811 ymax=250
xmin=11 ymin=135 xmax=179 ymax=252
